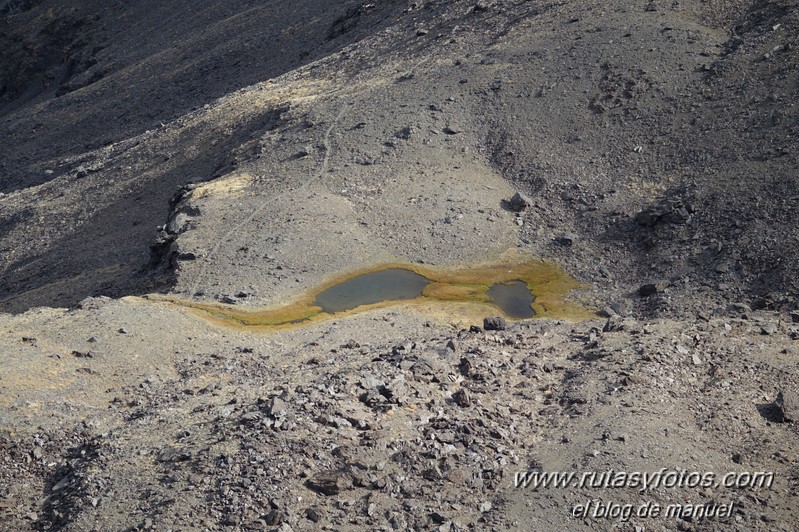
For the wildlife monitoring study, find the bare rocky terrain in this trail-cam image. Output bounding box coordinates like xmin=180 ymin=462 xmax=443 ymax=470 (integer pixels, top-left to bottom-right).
xmin=1 ymin=0 xmax=798 ymax=530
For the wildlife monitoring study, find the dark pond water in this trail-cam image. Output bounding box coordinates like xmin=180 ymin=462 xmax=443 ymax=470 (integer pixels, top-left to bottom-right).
xmin=486 ymin=280 xmax=536 ymax=318
xmin=314 ymin=267 xmax=536 ymax=319
xmin=314 ymin=268 xmax=430 ymax=313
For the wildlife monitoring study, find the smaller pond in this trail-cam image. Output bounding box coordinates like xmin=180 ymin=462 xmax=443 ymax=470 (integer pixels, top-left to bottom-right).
xmin=486 ymin=281 xmax=536 ymax=319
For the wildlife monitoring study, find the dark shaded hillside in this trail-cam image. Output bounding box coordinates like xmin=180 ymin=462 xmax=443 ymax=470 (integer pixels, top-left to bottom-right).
xmin=0 ymin=0 xmax=407 ymax=192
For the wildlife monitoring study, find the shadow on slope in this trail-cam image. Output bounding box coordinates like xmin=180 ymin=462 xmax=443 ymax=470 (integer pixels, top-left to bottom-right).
xmin=0 ymin=0 xmax=407 ymax=193
xmin=0 ymin=104 xmax=287 ymax=312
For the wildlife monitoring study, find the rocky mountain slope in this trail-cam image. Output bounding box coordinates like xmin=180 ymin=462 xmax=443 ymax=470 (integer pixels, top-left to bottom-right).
xmin=1 ymin=0 xmax=798 ymax=530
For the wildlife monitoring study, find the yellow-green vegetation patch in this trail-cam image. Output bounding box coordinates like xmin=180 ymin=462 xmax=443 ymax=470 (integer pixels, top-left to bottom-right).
xmin=422 ymin=282 xmax=490 ymax=303
xmin=149 ymin=257 xmax=595 ymax=330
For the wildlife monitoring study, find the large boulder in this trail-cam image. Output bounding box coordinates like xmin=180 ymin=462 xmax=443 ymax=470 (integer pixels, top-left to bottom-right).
xmin=506 ymin=192 xmax=531 ymax=213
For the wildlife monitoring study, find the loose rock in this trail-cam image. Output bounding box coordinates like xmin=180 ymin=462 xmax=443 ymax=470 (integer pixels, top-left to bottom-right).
xmin=638 ymin=282 xmax=667 ymax=297
xmin=776 ymin=390 xmax=799 ymax=422
xmin=483 ymin=316 xmax=507 ymax=331
xmin=506 ymin=192 xmax=531 ymax=212
xmin=306 ymin=470 xmax=353 ymax=495
xmin=452 ymin=388 xmax=471 ymax=407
